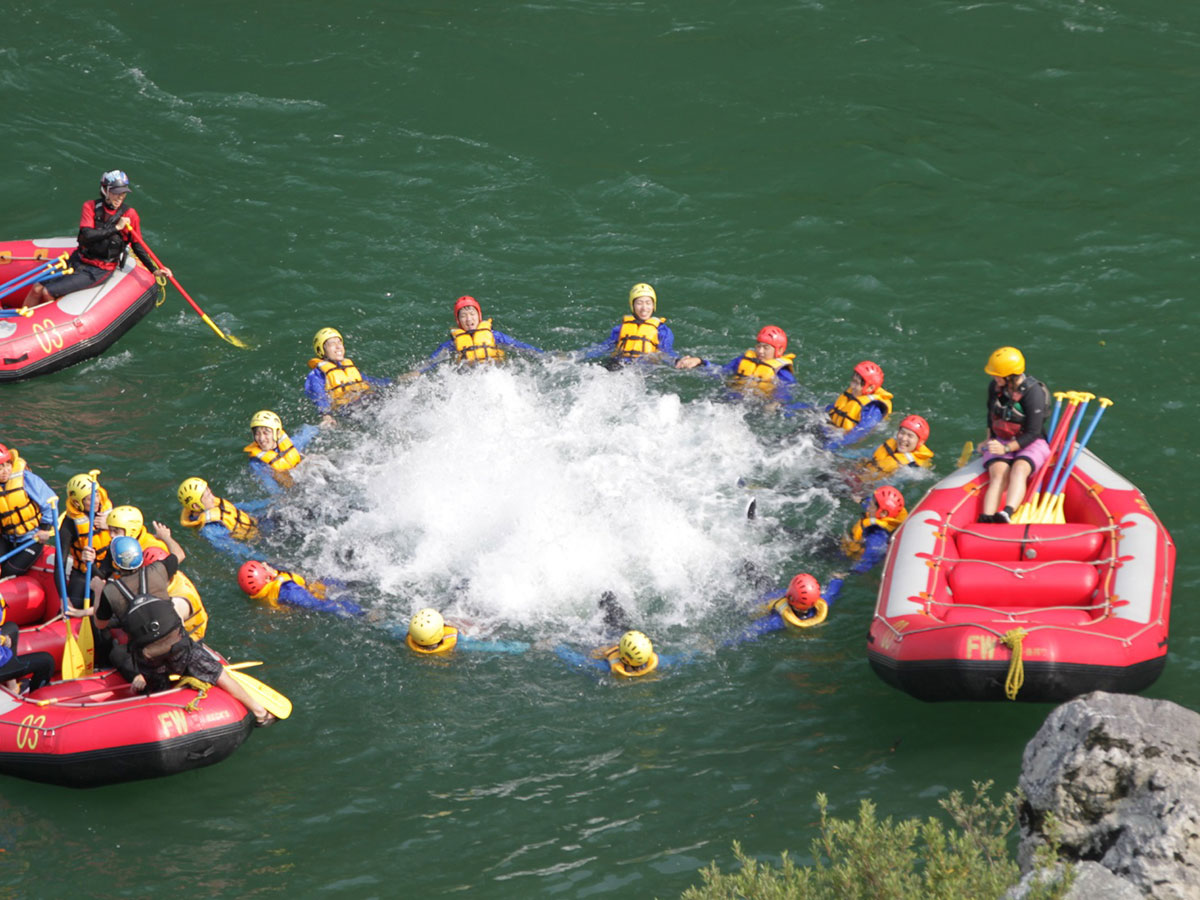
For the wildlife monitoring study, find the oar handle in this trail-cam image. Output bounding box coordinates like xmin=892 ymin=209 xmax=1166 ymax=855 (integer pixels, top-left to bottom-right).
xmin=49 ymin=497 xmax=70 ymax=610
xmin=81 ymin=478 xmax=99 ymax=612
xmin=1023 ymin=395 xmax=1080 ymax=501
xmin=0 ymin=537 xmax=36 ymax=564
xmin=1046 ymin=394 xmax=1094 ymax=498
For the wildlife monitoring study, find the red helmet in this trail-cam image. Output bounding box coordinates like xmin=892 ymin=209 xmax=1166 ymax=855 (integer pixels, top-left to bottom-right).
xmin=898 ymin=414 xmax=930 ymax=446
xmin=453 ymin=295 xmax=482 ymax=320
xmin=853 ymin=360 xmax=884 ymax=394
xmin=238 ymin=560 xmax=272 ymax=597
xmin=0 ymin=443 xmax=11 ymax=465
xmin=873 ymin=485 xmax=906 ymax=519
xmin=786 ymin=573 xmax=821 ymax=611
xmin=756 ymin=325 xmax=787 ymax=356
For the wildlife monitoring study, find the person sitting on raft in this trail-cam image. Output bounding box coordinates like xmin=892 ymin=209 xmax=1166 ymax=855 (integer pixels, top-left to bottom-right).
xmin=823 ymin=485 xmax=908 ymax=603
xmin=305 ymin=327 xmax=391 ymax=425
xmin=58 ymin=472 xmax=112 ymax=606
xmin=401 ymin=607 xmax=530 ymax=656
xmin=237 ymin=560 xmax=364 ymax=619
xmin=862 ymin=415 xmax=935 ymax=478
xmin=93 ymin=533 xmax=207 ymax=666
xmin=177 ymin=477 xmax=264 ymax=561
xmin=422 ymin=295 xmax=543 ymax=372
xmin=978 ymin=346 xmax=1051 ymax=524
xmin=1 ymin=606 xmax=54 ymax=695
xmin=676 ymin=324 xmax=799 ymax=402
xmin=727 ymin=572 xmax=844 ymax=644
xmin=21 ymin=169 xmax=171 ymax=310
xmin=825 ymin=360 xmax=894 ymax=448
xmin=582 ymin=283 xmax=693 ymax=368
xmin=109 ymin=590 xmax=273 ymax=727
xmin=243 ymin=409 xmax=318 ymax=494
xmin=0 ymin=442 xmax=56 ymax=578
xmin=103 ymin=505 xmax=208 ymax=629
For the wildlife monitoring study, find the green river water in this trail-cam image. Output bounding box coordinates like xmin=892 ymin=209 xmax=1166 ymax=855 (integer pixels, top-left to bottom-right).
xmin=2 ymin=1 xmax=1197 ymax=896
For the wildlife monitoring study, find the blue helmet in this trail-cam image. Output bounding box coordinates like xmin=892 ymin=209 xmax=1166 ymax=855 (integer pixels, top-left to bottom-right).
xmin=110 ymin=535 xmax=144 ymax=570
xmin=100 ymin=169 xmax=130 ymax=193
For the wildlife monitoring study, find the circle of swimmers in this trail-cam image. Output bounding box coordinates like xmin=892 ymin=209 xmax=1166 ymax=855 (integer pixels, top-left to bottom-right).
xmin=1 ymin=280 xmax=1047 ymax=688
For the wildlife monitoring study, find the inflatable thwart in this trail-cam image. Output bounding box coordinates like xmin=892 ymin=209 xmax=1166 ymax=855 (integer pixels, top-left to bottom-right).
xmin=868 ymin=446 xmax=1174 ymax=702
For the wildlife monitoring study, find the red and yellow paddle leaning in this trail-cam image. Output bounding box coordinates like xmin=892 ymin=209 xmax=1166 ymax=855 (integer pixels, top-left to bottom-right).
xmin=1012 ymin=392 xmax=1113 ymax=524
xmin=126 ymin=224 xmax=249 ymax=349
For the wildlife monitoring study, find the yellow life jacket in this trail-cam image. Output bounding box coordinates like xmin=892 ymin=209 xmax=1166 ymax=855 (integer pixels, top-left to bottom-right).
xmin=603 ymin=646 xmax=660 ymax=678
xmin=828 ymin=386 xmax=894 ymax=431
xmin=732 ymin=351 xmax=796 ymax=393
xmin=867 ymin=438 xmax=935 ymax=474
xmin=169 ymin=571 xmax=208 ymax=640
xmin=66 ymin=486 xmax=113 ymax=572
xmin=308 ymin=357 xmax=372 ymax=409
xmin=771 ymin=596 xmax=829 ymax=629
xmin=451 ymin=319 xmax=505 ymax=363
xmin=248 ymin=569 xmax=319 ymax=608
xmin=615 ymin=315 xmax=664 ymax=358
xmin=0 ymin=452 xmax=43 ymax=537
xmin=406 ymin=626 xmax=459 ymax=656
xmin=842 ymin=509 xmax=908 ymax=559
xmin=243 ymin=431 xmax=303 ymax=472
xmin=180 ymin=497 xmax=258 ymax=541
xmin=134 ymin=530 xmax=170 ymax=559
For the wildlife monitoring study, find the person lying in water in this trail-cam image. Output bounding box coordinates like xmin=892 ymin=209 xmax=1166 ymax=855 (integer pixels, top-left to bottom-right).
xmin=177 ymin=477 xmax=265 ymax=561
xmin=243 ymin=409 xmax=319 ymax=494
xmin=725 ymin=572 xmax=843 ymax=645
xmin=421 ymin=295 xmax=542 ymax=373
xmin=305 ymin=327 xmax=391 ymax=425
xmin=825 ymin=360 xmax=894 ymax=449
xmin=236 ymin=560 xmax=365 ymax=619
xmin=676 ymin=324 xmax=801 ymax=405
xmin=580 ymin=282 xmax=696 ymax=368
xmin=400 ymin=608 xmax=530 ymax=656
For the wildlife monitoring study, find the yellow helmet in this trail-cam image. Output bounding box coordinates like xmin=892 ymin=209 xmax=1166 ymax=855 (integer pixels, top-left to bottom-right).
xmin=249 ymin=410 xmax=283 ymax=435
xmin=177 ymin=477 xmax=209 ymax=508
xmin=312 ymin=327 xmax=343 ymax=357
xmin=618 ymin=630 xmax=654 ymax=667
xmin=107 ymin=505 xmax=145 ymax=538
xmin=409 ymin=608 xmax=446 ymax=647
xmin=984 ymin=346 xmax=1025 ymax=378
xmin=66 ymin=472 xmax=100 ymax=505
xmin=628 ymin=282 xmax=657 ymax=313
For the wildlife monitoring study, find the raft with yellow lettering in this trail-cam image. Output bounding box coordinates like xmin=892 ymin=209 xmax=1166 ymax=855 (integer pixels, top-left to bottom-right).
xmin=868 ymin=446 xmax=1174 ymax=702
xmin=0 ymin=668 xmax=254 ymax=788
xmin=0 ymin=237 xmax=159 ymax=383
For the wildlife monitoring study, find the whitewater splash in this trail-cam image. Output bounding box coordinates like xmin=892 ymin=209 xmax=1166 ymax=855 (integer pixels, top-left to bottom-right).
xmin=269 ymin=359 xmax=844 ymax=646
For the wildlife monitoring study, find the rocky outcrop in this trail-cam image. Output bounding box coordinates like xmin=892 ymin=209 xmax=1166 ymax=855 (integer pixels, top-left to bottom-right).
xmin=1018 ymin=691 xmax=1200 ymax=899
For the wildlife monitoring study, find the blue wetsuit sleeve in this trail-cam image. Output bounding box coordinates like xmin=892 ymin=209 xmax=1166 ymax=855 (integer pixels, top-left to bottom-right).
xmin=494 ymin=331 xmax=543 ymax=354
xmin=199 ymin=523 xmax=257 ymax=561
xmin=21 ymin=471 xmax=57 ymax=527
xmin=279 ymin=581 xmax=364 ymax=618
xmin=291 ymin=424 xmax=320 ymax=452
xmin=237 ymin=499 xmax=271 ymax=515
xmin=554 ymin=644 xmax=611 ymax=672
xmin=248 ymin=460 xmax=284 ymax=496
xmin=458 ymin=637 xmax=531 ymax=654
xmin=580 ymin=324 xmax=621 ymax=360
xmin=825 ymin=403 xmax=885 ymax=449
xmin=657 ymin=324 xmax=677 ymax=360
xmin=304 ymin=369 xmax=332 ymax=415
xmin=419 ymin=341 xmax=456 ymax=374
xmin=823 ymin=578 xmax=845 ymax=605
xmin=723 ymin=611 xmax=787 ymax=646
xmin=848 ymin=529 xmax=890 ymax=575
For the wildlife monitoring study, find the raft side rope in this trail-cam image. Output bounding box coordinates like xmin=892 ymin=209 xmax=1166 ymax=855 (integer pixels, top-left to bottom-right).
xmin=1000 ymin=629 xmax=1027 ymax=699
xmin=154 ymin=273 xmax=167 ymax=308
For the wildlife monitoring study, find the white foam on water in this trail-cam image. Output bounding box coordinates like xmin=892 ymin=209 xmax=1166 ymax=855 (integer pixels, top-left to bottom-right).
xmin=277 ymin=359 xmax=834 ymax=644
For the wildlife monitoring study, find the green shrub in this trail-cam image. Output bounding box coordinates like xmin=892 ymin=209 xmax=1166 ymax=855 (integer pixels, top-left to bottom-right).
xmin=680 ymin=782 xmax=1071 ymax=900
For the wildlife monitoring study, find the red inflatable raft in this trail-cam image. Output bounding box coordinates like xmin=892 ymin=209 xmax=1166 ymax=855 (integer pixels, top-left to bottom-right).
xmin=867 ymin=447 xmax=1174 ymax=702
xmin=1 ymin=548 xmax=256 ymax=787
xmin=0 ymin=237 xmax=159 ymax=382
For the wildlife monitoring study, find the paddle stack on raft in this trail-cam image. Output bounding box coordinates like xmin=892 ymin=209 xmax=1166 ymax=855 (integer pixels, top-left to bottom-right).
xmin=867 ymin=396 xmax=1174 ymax=702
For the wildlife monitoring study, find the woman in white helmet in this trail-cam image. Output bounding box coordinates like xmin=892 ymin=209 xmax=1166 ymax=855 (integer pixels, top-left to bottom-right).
xmin=22 ymin=169 xmax=171 ymax=309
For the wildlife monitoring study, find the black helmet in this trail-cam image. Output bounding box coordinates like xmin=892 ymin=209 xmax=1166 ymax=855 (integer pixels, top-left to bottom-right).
xmin=123 ymin=595 xmax=182 ymax=647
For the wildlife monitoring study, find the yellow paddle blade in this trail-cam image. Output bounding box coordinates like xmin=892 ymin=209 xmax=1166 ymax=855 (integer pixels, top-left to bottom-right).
xmin=226 ymin=668 xmax=292 ymax=720
xmin=956 ymin=441 xmax=974 ymax=468
xmin=76 ymin=616 xmax=95 ymax=676
xmin=62 ymin=622 xmax=87 ymax=680
xmin=1048 ymin=494 xmax=1066 ymax=525
xmin=201 ymin=312 xmax=250 ymax=349
xmin=1010 ymin=501 xmax=1034 ymax=524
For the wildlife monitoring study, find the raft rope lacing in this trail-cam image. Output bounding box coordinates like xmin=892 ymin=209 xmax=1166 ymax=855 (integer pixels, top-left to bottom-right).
xmin=0 ymin=679 xmax=226 ymax=736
